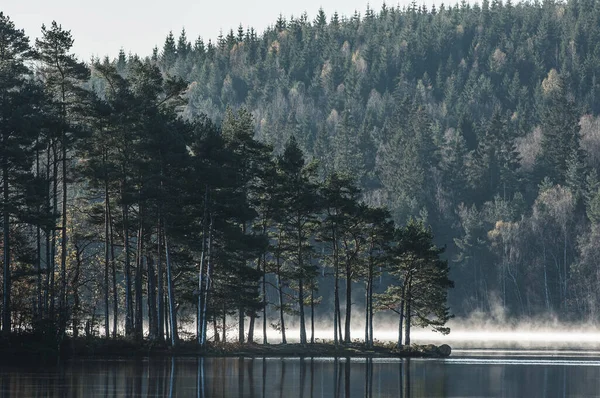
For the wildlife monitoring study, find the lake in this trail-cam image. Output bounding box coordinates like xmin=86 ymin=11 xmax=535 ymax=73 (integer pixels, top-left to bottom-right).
xmin=2 ymin=350 xmax=600 ymax=397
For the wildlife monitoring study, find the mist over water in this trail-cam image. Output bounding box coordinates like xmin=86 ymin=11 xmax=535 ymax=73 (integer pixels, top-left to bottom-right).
xmin=238 ymin=316 xmax=600 ymax=350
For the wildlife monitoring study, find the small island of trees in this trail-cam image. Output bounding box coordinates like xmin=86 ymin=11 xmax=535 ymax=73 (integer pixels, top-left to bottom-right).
xmin=0 ymin=12 xmax=453 ymax=355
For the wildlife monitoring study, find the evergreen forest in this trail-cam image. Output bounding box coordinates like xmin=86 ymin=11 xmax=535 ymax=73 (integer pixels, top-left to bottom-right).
xmin=2 ymin=0 xmax=600 ymax=347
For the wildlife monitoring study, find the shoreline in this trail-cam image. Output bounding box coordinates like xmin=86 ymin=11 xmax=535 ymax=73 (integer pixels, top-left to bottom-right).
xmin=0 ymin=334 xmax=451 ymax=361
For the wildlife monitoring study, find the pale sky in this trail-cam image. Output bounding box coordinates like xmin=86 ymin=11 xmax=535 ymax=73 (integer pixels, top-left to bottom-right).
xmin=1 ymin=0 xmax=412 ymax=62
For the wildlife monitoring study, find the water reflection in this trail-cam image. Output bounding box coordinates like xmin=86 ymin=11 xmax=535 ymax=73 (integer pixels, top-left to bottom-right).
xmin=1 ymin=354 xmax=600 ymax=397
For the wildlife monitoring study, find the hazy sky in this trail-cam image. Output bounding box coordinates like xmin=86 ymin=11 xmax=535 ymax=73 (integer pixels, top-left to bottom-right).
xmin=2 ymin=0 xmax=407 ymax=62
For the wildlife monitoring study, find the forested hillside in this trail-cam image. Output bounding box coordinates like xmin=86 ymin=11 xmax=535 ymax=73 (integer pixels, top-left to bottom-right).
xmin=153 ymin=0 xmax=600 ymax=321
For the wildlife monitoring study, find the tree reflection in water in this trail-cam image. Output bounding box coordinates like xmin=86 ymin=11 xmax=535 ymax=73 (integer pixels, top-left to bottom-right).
xmin=1 ymin=355 xmax=600 ymax=397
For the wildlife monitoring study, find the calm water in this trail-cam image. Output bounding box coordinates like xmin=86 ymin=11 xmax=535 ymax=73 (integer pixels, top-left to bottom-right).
xmin=2 ymin=351 xmax=600 ymax=397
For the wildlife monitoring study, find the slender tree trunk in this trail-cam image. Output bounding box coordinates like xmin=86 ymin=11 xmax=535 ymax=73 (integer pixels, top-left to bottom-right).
xmin=2 ymin=163 xmax=11 ymax=334
xmin=134 ymin=256 xmax=143 ymax=340
xmin=104 ymin=169 xmax=110 ymax=339
xmin=222 ymin=303 xmax=227 ymax=343
xmin=310 ymin=283 xmax=315 ymax=344
xmin=251 ymin=217 xmax=269 ymax=344
xmin=299 ymin=278 xmax=306 ymax=344
xmin=213 ymin=317 xmax=219 ymax=342
xmin=398 ymin=300 xmax=404 ymax=348
xmin=368 ymin=260 xmax=374 ymax=348
xmin=563 ymin=230 xmax=568 ymax=311
xmin=147 ymin=256 xmax=158 ymax=340
xmin=398 ymin=281 xmax=407 ymax=349
xmin=277 ymin=273 xmax=286 ymax=343
xmin=238 ymin=307 xmax=245 ymax=343
xmin=201 ymin=215 xmax=213 ymax=346
xmin=247 ymin=256 xmax=260 ymax=343
xmin=344 ymin=262 xmax=352 ymax=344
xmin=262 ymin=253 xmax=267 ymax=345
xmin=333 ymin=229 xmax=340 ymax=346
xmin=134 ymin=209 xmax=144 ymax=340
xmin=197 ymin=188 xmax=208 ymax=345
xmin=109 ymin=203 xmax=118 ymax=338
xmin=165 ymin=233 xmax=178 ymax=346
xmin=43 ymin=144 xmax=51 ymax=318
xmin=276 ymin=237 xmax=286 ymax=344
xmin=366 ymin=249 xmax=375 ymax=347
xmin=50 ymin=140 xmax=58 ymax=321
xmin=59 ymin=112 xmax=69 ymax=338
xmin=164 ymin=294 xmax=170 ymax=343
xmin=157 ymin=216 xmax=165 ymax=341
xmin=404 ymin=278 xmax=412 ymax=346
xmin=72 ymin=245 xmax=82 ymax=338
xmin=36 ymin=141 xmax=42 ymax=322
xmin=365 ymin=278 xmax=370 ymax=346
xmin=122 ymin=199 xmax=133 ymax=336
xmin=337 ymin=300 xmax=342 ymax=345
xmin=298 ymin=227 xmax=307 ymax=345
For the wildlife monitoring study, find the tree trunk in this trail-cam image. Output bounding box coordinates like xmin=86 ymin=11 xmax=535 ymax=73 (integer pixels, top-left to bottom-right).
xmin=134 ymin=256 xmax=143 ymax=340
xmin=247 ymin=256 xmax=261 ymax=343
xmin=72 ymin=245 xmax=82 ymax=338
xmin=310 ymin=284 xmax=315 ymax=344
xmin=563 ymin=230 xmax=568 ymax=311
xmin=2 ymin=163 xmax=11 ymax=334
xmin=147 ymin=256 xmax=158 ymax=340
xmin=50 ymin=140 xmax=58 ymax=321
xmin=213 ymin=317 xmax=219 ymax=342
xmin=299 ymin=278 xmax=306 ymax=344
xmin=164 ymin=294 xmax=170 ymax=343
xmin=365 ymin=249 xmax=375 ymax=347
xmin=404 ymin=279 xmax=412 ymax=346
xmin=333 ymin=229 xmax=340 ymax=346
xmin=43 ymin=144 xmax=51 ymax=318
xmin=59 ymin=121 xmax=68 ymax=337
xmin=276 ymin=240 xmax=286 ymax=344
xmin=222 ymin=303 xmax=227 ymax=343
xmin=368 ymin=262 xmax=374 ymax=348
xmin=398 ymin=299 xmax=404 ymax=348
xmin=238 ymin=307 xmax=245 ymax=344
xmin=123 ymin=200 xmax=133 ymax=336
xmin=109 ymin=203 xmax=118 ymax=338
xmin=298 ymin=227 xmax=306 ymax=345
xmin=262 ymin=253 xmax=267 ymax=345
xmin=36 ymin=141 xmax=42 ymax=322
xmin=165 ymin=233 xmax=178 ymax=346
xmin=104 ymin=171 xmax=110 ymax=338
xmin=134 ymin=211 xmax=144 ymax=341
xmin=398 ymin=280 xmax=407 ymax=349
xmin=201 ymin=215 xmax=213 ymax=346
xmin=197 ymin=187 xmax=208 ymax=345
xmin=157 ymin=216 xmax=165 ymax=341
xmin=344 ymin=262 xmax=352 ymax=344
xmin=365 ymin=278 xmax=370 ymax=346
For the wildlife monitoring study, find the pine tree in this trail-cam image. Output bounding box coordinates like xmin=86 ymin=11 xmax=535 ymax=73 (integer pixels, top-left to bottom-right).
xmin=275 ymin=137 xmax=321 ymax=345
xmin=0 ymin=13 xmax=44 ymax=334
xmin=161 ymin=31 xmax=177 ymax=71
xmin=361 ymin=206 xmax=394 ymax=347
xmin=319 ymin=172 xmax=361 ymax=345
xmin=35 ymin=20 xmax=90 ymax=337
xmin=378 ymin=220 xmax=453 ymax=346
xmin=536 ymin=72 xmax=582 ymax=185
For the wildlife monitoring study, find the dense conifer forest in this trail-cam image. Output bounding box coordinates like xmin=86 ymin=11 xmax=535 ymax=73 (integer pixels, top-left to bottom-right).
xmin=1 ymin=0 xmax=600 ymax=348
